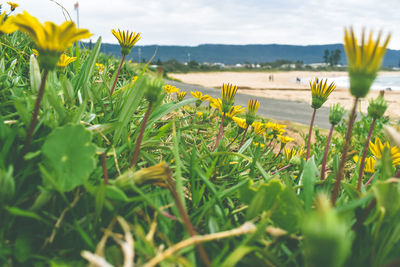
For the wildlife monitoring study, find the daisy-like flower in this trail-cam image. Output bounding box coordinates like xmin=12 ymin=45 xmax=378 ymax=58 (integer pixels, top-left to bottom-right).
xmin=0 ymin=12 xmax=17 ymax=34
xmin=310 ymin=78 xmax=336 ymax=109
xmin=369 ymin=137 xmax=400 ymax=165
xmin=13 ymin=11 xmax=92 ymax=70
xmin=284 ymin=147 xmax=304 ymax=161
xmin=210 ymin=97 xmax=222 ymax=111
xmin=252 ymin=121 xmax=266 ymax=135
xmin=111 ymin=29 xmax=141 ymax=56
xmin=253 ymin=142 xmax=265 ymax=148
xmin=246 ymin=99 xmax=260 ymax=125
xmin=132 ymin=76 xmax=138 ymax=82
xmin=196 ymin=112 xmax=203 ymax=118
xmin=95 ymin=63 xmax=105 ymax=73
xmin=221 ymin=83 xmax=238 ymax=113
xmin=225 ymin=105 xmax=245 ymax=119
xmin=232 ymin=116 xmax=248 ymax=129
xmin=191 ymin=91 xmax=209 ymax=101
xmin=191 ymin=91 xmax=210 ymax=107
xmin=354 ymin=156 xmax=375 ymax=174
xmin=7 ymin=2 xmax=18 ymax=11
xmin=344 ymin=27 xmax=391 ymax=98
xmin=269 ymin=123 xmax=286 ymax=136
xmin=279 ymin=135 xmax=294 ymax=144
xmin=164 ymin=84 xmax=179 ymax=94
xmin=57 ymin=54 xmax=77 ymax=68
xmin=176 ymin=91 xmax=186 ymax=101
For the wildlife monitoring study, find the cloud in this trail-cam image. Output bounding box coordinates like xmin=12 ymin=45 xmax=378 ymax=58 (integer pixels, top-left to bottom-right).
xmin=11 ymin=0 xmax=400 ymax=49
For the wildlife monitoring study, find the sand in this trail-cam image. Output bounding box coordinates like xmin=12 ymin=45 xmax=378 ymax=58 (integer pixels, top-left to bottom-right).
xmin=169 ymin=71 xmax=400 ymax=118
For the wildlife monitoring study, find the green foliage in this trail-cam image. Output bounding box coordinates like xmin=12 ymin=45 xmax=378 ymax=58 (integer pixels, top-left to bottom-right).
xmin=41 ymin=124 xmax=97 ymax=192
xmin=0 ymin=26 xmax=399 ymax=267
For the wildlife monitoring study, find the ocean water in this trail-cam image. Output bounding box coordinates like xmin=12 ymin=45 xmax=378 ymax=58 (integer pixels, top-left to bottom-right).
xmin=300 ymin=75 xmax=400 ymax=91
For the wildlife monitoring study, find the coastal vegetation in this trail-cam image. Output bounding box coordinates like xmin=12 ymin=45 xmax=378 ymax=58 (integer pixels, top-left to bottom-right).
xmin=1 ymin=3 xmax=400 ymax=267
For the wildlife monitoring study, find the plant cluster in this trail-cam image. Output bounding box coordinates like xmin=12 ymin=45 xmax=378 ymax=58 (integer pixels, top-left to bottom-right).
xmin=1 ymin=3 xmax=400 ymax=267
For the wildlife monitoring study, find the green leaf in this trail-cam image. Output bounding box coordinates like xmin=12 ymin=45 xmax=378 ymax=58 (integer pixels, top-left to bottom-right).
xmin=13 ymin=235 xmax=33 ymax=263
xmin=221 ymin=246 xmax=256 ymax=267
xmin=113 ymin=69 xmax=146 ymax=142
xmin=5 ymin=206 xmax=46 ymax=223
xmin=271 ymin=186 xmax=304 ymax=233
xmin=240 ymin=179 xmax=284 ymax=220
xmin=72 ymin=37 xmax=101 ymax=100
xmin=29 ymin=54 xmax=41 ymax=94
xmin=105 ymin=185 xmax=129 ymax=201
xmin=372 ymin=179 xmax=400 ymax=221
xmin=301 ymin=158 xmax=319 ymax=211
xmin=41 ymin=124 xmax=97 ymax=192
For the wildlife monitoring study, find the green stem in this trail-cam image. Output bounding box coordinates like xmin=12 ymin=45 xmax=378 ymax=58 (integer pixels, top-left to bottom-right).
xmin=165 ymin=167 xmax=211 ymax=266
xmin=357 ymin=118 xmax=376 ymax=190
xmin=130 ymin=102 xmax=153 ymax=167
xmin=331 ymin=97 xmax=359 ymax=205
xmin=238 ymin=125 xmax=249 ymax=149
xmin=321 ymin=124 xmax=335 ymax=180
xmin=306 ymin=108 xmax=317 ymax=160
xmin=226 ymin=130 xmax=241 ymax=150
xmin=101 ymin=152 xmax=109 ymax=185
xmin=110 ymin=54 xmax=125 ymax=95
xmin=213 ymin=113 xmax=225 ymax=151
xmin=21 ymin=69 xmax=49 ymax=156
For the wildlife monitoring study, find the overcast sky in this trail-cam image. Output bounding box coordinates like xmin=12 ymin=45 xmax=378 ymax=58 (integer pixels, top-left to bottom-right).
xmin=5 ymin=0 xmax=400 ymax=49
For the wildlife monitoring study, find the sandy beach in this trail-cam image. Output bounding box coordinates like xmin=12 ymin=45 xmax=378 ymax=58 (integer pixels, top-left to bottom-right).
xmin=169 ymin=71 xmax=400 ymax=118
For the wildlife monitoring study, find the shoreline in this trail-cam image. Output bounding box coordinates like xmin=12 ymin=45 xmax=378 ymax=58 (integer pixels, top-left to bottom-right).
xmin=169 ymin=71 xmax=400 ymax=118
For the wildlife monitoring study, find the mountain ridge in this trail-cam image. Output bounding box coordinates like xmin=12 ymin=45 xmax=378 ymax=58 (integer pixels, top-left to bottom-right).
xmin=97 ymin=43 xmax=400 ymax=67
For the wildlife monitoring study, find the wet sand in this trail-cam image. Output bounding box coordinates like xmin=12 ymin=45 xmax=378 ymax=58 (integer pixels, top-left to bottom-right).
xmin=169 ymin=71 xmax=400 ymax=118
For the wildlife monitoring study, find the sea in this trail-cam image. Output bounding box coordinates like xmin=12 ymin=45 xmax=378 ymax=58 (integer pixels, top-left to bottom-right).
xmin=301 ymin=75 xmax=400 ymax=91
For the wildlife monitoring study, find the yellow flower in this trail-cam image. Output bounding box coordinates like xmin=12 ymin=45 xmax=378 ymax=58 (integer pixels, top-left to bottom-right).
xmin=267 ymin=122 xmax=286 ymax=136
xmin=369 ymin=137 xmax=400 ymax=166
xmin=232 ymin=116 xmax=248 ymax=129
xmin=32 ymin=49 xmax=39 ymax=56
xmin=190 ymin=91 xmax=209 ymax=101
xmin=176 ymin=91 xmax=186 ymax=101
xmin=57 ymin=54 xmax=77 ymax=68
xmin=196 ymin=111 xmax=203 ymax=118
xmin=0 ymin=12 xmax=17 ymax=34
xmin=225 ymin=105 xmax=245 ymax=118
xmin=221 ymin=83 xmax=238 ymax=113
xmin=344 ymin=27 xmax=391 ymax=98
xmin=114 ymin=162 xmax=170 ymax=188
xmin=132 ymin=76 xmax=138 ymax=82
xmin=111 ymin=29 xmax=141 ymax=56
xmin=13 ymin=11 xmax=92 ymax=70
xmin=353 ymin=155 xmax=376 ymax=173
xmin=253 ymin=142 xmax=265 ymax=148
xmin=246 ymin=99 xmax=260 ymax=125
xmin=278 ymin=135 xmax=294 ymax=144
xmin=7 ymin=2 xmax=18 ymax=11
xmin=310 ymin=78 xmax=336 ymax=109
xmin=210 ymin=97 xmax=222 ymax=111
xmin=284 ymin=147 xmax=304 ymax=161
xmin=164 ymin=84 xmax=179 ymax=93
xmin=252 ymin=121 xmax=266 ymax=135
xmin=95 ymin=63 xmax=105 ymax=73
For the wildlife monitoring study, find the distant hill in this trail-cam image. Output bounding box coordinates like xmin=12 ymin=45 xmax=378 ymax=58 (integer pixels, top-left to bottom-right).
xmin=97 ymin=43 xmax=400 ymax=67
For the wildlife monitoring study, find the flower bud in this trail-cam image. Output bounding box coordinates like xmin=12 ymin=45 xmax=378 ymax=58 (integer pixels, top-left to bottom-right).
xmin=303 ymin=194 xmax=352 ymax=267
xmin=114 ymin=162 xmax=170 ymax=189
xmin=368 ymin=91 xmax=388 ymax=119
xmin=144 ymin=77 xmax=163 ymax=103
xmin=329 ymin=104 xmax=346 ymax=125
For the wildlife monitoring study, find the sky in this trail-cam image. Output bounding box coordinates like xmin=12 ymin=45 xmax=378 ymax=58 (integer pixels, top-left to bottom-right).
xmin=4 ymin=0 xmax=400 ymax=49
